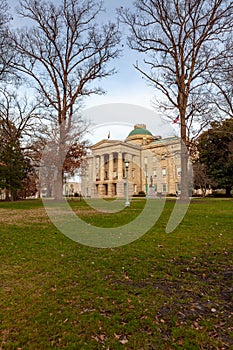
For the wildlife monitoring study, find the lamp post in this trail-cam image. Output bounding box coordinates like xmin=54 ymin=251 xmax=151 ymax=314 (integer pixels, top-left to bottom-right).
xmin=63 ymin=174 xmax=66 ymax=197
xmin=124 ymin=160 xmax=130 ymax=207
xmin=145 ymin=164 xmax=148 ymax=199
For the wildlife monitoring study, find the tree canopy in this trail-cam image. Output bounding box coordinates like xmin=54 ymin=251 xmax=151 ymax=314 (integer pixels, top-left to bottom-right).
xmin=0 ymin=120 xmax=31 ymax=200
xmin=197 ymin=119 xmax=233 ymax=196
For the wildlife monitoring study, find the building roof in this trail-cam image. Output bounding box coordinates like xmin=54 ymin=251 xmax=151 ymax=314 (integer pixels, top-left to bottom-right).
xmin=125 ymin=124 xmax=155 ymax=144
xmin=127 ymin=127 xmax=153 ymax=137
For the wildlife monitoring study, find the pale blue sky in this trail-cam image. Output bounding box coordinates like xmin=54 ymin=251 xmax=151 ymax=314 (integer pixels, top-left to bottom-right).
xmin=88 ymin=0 xmax=156 ymax=109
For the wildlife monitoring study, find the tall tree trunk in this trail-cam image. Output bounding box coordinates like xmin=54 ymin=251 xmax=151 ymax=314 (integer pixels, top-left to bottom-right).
xmin=180 ymin=140 xmax=189 ymax=201
xmin=46 ymin=183 xmax=52 ymax=198
xmin=53 ymin=123 xmax=66 ymax=201
xmin=5 ymin=188 xmax=10 ymax=201
xmin=12 ymin=189 xmax=18 ymax=201
xmin=53 ymin=158 xmax=64 ymax=201
xmin=225 ymin=186 xmax=232 ymax=197
xmin=180 ymin=101 xmax=189 ymax=201
xmin=53 ymin=171 xmax=64 ymax=201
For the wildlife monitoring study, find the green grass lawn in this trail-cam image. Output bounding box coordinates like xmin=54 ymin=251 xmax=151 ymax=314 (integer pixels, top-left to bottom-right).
xmin=0 ymin=198 xmax=232 ymax=349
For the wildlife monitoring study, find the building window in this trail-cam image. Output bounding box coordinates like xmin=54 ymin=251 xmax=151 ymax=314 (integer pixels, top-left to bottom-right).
xmin=153 ymin=169 xmax=157 ymax=178
xmin=177 ymin=167 xmax=181 ymax=177
xmin=154 ymin=184 xmax=157 ymax=192
xmin=153 ymin=156 xmax=157 ymax=163
xmin=150 ymin=175 xmax=153 ymax=187
xmin=162 ymin=168 xmax=166 ymax=177
xmin=144 ymin=157 xmax=148 ymax=165
xmin=162 ymin=183 xmax=167 ymax=193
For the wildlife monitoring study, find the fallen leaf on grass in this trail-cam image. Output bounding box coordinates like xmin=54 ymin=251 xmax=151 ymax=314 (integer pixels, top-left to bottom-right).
xmin=140 ymin=315 xmax=148 ymax=320
xmin=114 ymin=334 xmax=129 ymax=344
xmin=120 ymin=337 xmax=129 ymax=345
xmin=50 ymin=285 xmax=57 ymax=292
xmin=91 ymin=333 xmax=106 ymax=343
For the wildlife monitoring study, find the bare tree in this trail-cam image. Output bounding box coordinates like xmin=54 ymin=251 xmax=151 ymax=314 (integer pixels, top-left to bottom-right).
xmin=0 ymin=0 xmax=14 ymax=81
xmin=33 ymin=115 xmax=90 ymax=198
xmin=119 ymin=0 xmax=233 ymax=199
xmin=10 ymin=0 xmax=119 ymax=199
xmin=11 ymin=0 xmax=120 ymax=199
xmin=209 ymin=38 xmax=233 ymax=118
xmin=193 ymin=162 xmax=213 ymax=197
xmin=0 ymin=87 xmax=42 ymax=200
xmin=0 ymin=87 xmax=41 ymax=142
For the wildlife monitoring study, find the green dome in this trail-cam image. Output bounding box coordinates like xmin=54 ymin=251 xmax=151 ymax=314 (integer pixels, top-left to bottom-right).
xmin=128 ymin=127 xmax=153 ymax=137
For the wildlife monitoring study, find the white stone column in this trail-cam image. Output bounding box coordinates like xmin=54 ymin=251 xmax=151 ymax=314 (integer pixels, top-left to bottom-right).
xmin=117 ymin=152 xmax=124 ymax=197
xmin=92 ymin=156 xmax=96 ymax=182
xmin=90 ymin=156 xmax=96 ymax=197
xmin=109 ymin=153 xmax=113 ymax=181
xmin=118 ymin=152 xmax=123 ymax=180
xmin=100 ymin=154 xmax=105 ymax=181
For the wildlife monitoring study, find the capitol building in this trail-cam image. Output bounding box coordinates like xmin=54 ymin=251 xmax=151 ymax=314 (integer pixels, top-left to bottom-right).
xmin=81 ymin=124 xmax=181 ymax=198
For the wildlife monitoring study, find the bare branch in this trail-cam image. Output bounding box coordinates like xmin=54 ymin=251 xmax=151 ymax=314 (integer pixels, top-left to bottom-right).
xmin=13 ymin=0 xmax=120 ymax=126
xmin=119 ymin=0 xmax=233 ymax=200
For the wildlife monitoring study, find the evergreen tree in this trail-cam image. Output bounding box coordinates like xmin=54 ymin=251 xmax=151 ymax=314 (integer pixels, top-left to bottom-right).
xmin=197 ymin=119 xmax=233 ymax=197
xmin=0 ymin=124 xmax=31 ymax=200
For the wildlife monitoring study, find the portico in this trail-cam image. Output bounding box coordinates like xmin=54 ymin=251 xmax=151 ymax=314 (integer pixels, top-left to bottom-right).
xmin=87 ymin=140 xmax=141 ymax=198
xmin=82 ymin=124 xmax=182 ymax=198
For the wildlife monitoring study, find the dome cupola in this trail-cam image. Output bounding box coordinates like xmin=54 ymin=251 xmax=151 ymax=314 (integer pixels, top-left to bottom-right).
xmin=125 ymin=124 xmax=155 ymax=144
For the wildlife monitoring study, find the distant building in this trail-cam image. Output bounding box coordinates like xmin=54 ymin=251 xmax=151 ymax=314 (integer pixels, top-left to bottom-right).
xmin=82 ymin=124 xmax=182 ymax=198
xmin=63 ymin=181 xmax=81 ymax=197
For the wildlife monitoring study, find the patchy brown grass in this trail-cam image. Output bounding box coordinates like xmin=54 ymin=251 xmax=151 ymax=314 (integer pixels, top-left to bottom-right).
xmin=0 ymin=198 xmax=232 ymax=349
xmin=0 ymin=208 xmax=49 ymax=225
xmin=0 ymin=206 xmax=98 ymax=226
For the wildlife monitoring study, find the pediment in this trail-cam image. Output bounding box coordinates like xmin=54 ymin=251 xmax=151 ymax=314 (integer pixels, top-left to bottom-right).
xmin=90 ymin=139 xmax=141 ymax=152
xmin=90 ymin=139 xmax=123 ymax=150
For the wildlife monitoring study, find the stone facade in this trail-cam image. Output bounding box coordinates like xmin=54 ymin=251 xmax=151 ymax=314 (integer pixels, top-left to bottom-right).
xmin=82 ymin=124 xmax=182 ymax=198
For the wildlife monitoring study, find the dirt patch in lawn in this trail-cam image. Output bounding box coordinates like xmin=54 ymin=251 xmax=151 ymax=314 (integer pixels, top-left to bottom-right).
xmin=114 ymin=255 xmax=233 ymax=348
xmin=0 ymin=208 xmax=50 ymax=225
xmin=0 ymin=208 xmax=96 ymax=225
